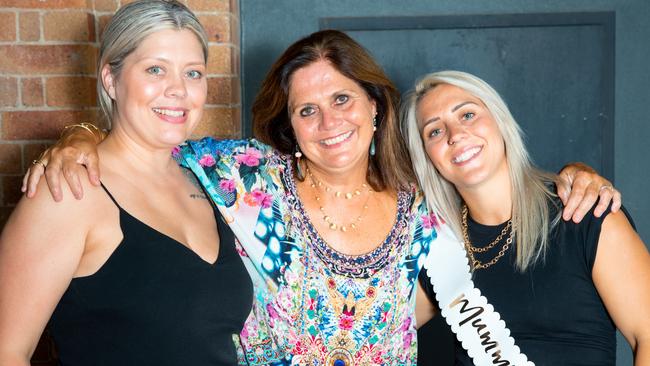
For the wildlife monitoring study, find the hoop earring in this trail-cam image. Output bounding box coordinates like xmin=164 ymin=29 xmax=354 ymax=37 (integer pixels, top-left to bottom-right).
xmin=294 ymin=145 xmax=305 ymax=180
xmin=369 ymin=115 xmax=377 ymax=156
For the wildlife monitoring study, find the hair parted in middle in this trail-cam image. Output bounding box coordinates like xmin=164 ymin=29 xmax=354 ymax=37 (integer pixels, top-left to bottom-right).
xmin=401 ymin=70 xmax=561 ymax=271
xmin=97 ymin=0 xmax=208 ymax=125
xmin=252 ymin=29 xmax=414 ymax=191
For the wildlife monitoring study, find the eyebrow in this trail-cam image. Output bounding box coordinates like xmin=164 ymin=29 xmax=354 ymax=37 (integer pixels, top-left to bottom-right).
xmin=452 ymin=101 xmax=475 ymax=112
xmin=141 ymin=57 xmax=205 ymax=66
xmin=420 ymin=101 xmax=478 ymax=129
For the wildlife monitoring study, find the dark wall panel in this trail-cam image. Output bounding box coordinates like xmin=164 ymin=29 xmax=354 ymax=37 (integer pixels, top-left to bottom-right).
xmin=323 ymin=15 xmax=614 ymax=176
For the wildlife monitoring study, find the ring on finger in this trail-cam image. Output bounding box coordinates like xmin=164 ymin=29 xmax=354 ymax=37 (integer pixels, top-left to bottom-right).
xmin=599 ymin=184 xmax=614 ymax=192
xmin=32 ymin=159 xmax=47 ymax=169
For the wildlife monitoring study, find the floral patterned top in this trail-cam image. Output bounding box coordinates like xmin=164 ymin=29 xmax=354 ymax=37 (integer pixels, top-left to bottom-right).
xmin=179 ymin=138 xmax=445 ymax=366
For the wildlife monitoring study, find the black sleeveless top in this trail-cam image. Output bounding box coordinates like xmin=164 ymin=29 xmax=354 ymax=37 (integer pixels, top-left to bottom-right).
xmin=420 ymin=203 xmax=630 ymax=365
xmin=49 ymin=183 xmax=253 ymax=366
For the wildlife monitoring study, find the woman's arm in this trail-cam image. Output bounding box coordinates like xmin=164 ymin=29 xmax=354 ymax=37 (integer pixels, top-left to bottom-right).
xmin=22 ymin=125 xmax=621 ymax=222
xmin=0 ymin=180 xmax=90 ymax=364
xmin=592 ymin=211 xmax=650 ymax=365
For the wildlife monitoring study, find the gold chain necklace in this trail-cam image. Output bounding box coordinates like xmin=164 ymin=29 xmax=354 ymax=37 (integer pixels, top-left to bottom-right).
xmin=306 ymin=166 xmax=373 ymax=232
xmin=306 ymin=166 xmax=368 ymax=200
xmin=461 ymin=205 xmax=514 ymax=270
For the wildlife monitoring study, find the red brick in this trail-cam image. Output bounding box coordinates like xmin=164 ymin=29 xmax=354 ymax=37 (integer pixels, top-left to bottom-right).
xmin=230 ymin=45 xmax=239 ymax=76
xmin=0 ymin=12 xmax=17 ymax=42
xmin=46 ymin=76 xmax=97 ymax=107
xmin=1 ymin=0 xmax=87 ymax=9
xmin=44 ymin=11 xmax=94 ymax=42
xmin=229 ymin=0 xmax=239 ymax=17
xmin=23 ymin=143 xmax=50 ymax=172
xmin=21 ymin=78 xmax=44 ymax=106
xmin=18 ymin=11 xmax=41 ymax=42
xmin=186 ymin=0 xmax=229 ymax=12
xmin=207 ymin=44 xmax=231 ymax=75
xmin=93 ymin=0 xmax=118 ymax=12
xmin=0 ymin=45 xmax=97 ymax=75
xmin=191 ymin=107 xmax=235 ymax=138
xmin=230 ymin=106 xmax=241 ymax=137
xmin=230 ymin=14 xmax=239 ymax=46
xmin=198 ymin=14 xmax=230 ymax=43
xmin=0 ymin=77 xmax=18 ymax=107
xmin=2 ymin=176 xmax=23 ymax=206
xmin=230 ymin=76 xmax=240 ymax=103
xmin=1 ymin=110 xmax=99 ymax=140
xmin=0 ymin=144 xmax=22 ymax=174
xmin=206 ymin=77 xmax=232 ymax=105
xmin=97 ymin=14 xmax=111 ymax=39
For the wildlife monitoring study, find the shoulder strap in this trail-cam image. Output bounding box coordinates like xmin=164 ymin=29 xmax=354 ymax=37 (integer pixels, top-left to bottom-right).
xmin=99 ymin=182 xmax=122 ymax=210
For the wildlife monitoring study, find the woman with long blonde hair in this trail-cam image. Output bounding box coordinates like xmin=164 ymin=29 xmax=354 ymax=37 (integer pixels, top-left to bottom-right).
xmin=403 ymin=70 xmax=650 ymax=365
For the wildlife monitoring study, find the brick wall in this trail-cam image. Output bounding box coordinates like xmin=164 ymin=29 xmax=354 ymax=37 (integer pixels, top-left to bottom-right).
xmin=0 ymin=1 xmax=241 ymax=364
xmin=0 ymin=0 xmax=241 ymax=228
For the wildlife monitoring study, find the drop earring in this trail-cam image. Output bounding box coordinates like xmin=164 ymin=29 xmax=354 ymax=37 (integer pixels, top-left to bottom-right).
xmin=294 ymin=145 xmax=305 ymax=180
xmin=369 ymin=115 xmax=377 ymax=156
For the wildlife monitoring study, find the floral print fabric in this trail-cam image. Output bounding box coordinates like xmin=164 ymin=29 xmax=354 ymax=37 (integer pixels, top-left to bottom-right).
xmin=179 ymin=138 xmax=442 ymax=365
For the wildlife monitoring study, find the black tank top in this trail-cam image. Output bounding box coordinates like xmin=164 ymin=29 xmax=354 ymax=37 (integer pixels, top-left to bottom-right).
xmin=48 ymin=183 xmax=253 ymax=366
xmin=420 ymin=202 xmax=627 ymax=365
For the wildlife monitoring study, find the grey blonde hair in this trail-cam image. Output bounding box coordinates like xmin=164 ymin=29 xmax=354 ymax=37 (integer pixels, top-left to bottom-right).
xmin=401 ymin=70 xmax=560 ymax=271
xmin=97 ymin=0 xmax=208 ymax=124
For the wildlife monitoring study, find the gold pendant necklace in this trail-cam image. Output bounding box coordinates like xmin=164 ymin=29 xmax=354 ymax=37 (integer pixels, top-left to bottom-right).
xmin=306 ymin=166 xmax=373 ymax=232
xmin=461 ymin=205 xmax=514 ymax=270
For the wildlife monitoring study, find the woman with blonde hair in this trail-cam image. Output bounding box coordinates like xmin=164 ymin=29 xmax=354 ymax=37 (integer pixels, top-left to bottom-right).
xmin=0 ymin=1 xmax=252 ymax=365
xmin=403 ymin=70 xmax=650 ymax=365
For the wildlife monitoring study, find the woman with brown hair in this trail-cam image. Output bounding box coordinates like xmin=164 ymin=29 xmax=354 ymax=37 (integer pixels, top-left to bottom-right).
xmin=22 ymin=30 xmax=617 ymax=365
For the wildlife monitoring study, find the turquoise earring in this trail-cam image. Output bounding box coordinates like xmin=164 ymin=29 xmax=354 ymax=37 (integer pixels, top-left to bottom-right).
xmin=370 ymin=115 xmax=377 ymax=156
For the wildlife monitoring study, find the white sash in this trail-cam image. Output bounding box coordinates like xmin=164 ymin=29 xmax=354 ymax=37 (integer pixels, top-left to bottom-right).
xmin=423 ymin=223 xmax=534 ymax=366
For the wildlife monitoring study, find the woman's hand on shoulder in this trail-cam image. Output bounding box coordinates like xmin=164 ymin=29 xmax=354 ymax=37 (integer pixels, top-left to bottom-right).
xmin=592 ymin=210 xmax=650 ymax=362
xmin=22 ymin=135 xmax=102 ymax=202
xmin=556 ymin=162 xmax=621 ymax=223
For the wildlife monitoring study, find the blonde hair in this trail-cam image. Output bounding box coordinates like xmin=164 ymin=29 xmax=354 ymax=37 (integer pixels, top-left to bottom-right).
xmin=97 ymin=0 xmax=208 ymax=124
xmin=401 ymin=70 xmax=560 ymax=271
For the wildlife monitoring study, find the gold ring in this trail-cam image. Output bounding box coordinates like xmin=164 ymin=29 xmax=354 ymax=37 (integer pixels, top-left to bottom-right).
xmin=599 ymin=185 xmax=614 ymax=192
xmin=32 ymin=159 xmax=46 ymax=169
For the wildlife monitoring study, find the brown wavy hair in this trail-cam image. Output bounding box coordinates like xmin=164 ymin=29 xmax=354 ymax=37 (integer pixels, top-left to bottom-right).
xmin=251 ymin=29 xmax=414 ymax=191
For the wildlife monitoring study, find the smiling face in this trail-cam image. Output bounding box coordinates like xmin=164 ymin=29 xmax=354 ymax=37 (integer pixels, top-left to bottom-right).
xmin=103 ymin=28 xmax=207 ymax=149
xmin=288 ymin=60 xmax=377 ymax=176
xmin=417 ymin=83 xmax=508 ymax=192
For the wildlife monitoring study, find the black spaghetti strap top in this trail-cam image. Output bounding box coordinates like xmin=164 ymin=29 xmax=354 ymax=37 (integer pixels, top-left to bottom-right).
xmin=48 ymin=183 xmax=253 ymax=366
